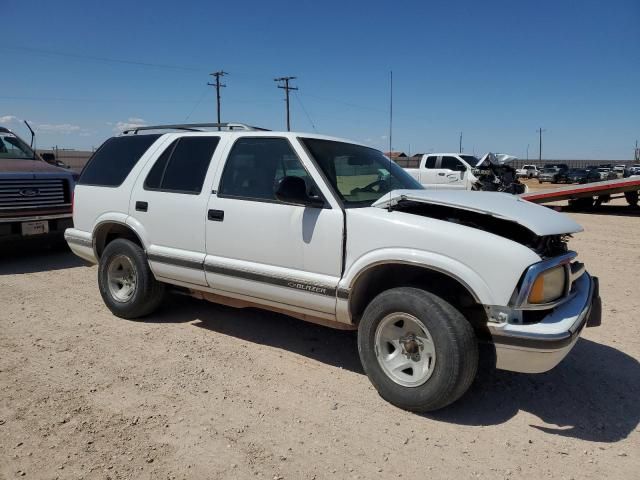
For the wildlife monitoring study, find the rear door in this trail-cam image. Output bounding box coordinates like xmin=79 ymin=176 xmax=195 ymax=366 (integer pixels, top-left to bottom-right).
xmin=433 ymin=156 xmax=467 ymax=189
xmin=418 ymin=155 xmax=439 ymax=187
xmin=128 ymin=135 xmax=223 ymax=286
xmin=203 ymin=136 xmax=344 ymax=315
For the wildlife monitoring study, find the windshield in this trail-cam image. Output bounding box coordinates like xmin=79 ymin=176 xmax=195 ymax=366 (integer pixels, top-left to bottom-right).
xmin=301 ymin=138 xmax=423 ymax=207
xmin=542 ymin=168 xmax=556 ymax=173
xmin=569 ymin=169 xmax=586 ymax=175
xmin=0 ymin=132 xmax=36 ymax=160
xmin=459 ymin=155 xmax=481 ymax=166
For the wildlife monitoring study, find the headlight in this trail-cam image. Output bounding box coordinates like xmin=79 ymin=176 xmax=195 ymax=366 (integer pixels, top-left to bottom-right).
xmin=528 ymin=265 xmax=566 ymax=304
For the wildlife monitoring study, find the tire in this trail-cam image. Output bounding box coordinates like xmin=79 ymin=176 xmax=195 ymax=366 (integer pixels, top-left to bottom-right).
xmin=98 ymin=238 xmax=165 ymax=319
xmin=625 ymin=190 xmax=639 ymax=207
xmin=357 ymin=287 xmax=478 ymax=412
xmin=538 ymin=179 xmax=543 ymax=184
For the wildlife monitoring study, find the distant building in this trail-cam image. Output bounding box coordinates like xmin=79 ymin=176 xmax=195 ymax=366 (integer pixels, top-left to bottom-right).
xmin=384 ymin=151 xmax=408 ymax=159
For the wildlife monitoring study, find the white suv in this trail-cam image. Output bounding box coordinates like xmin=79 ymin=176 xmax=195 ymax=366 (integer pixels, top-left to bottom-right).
xmin=65 ymin=123 xmax=601 ymax=411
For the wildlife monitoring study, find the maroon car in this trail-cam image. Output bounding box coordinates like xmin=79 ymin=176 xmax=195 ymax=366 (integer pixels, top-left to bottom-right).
xmin=0 ymin=126 xmax=76 ymax=243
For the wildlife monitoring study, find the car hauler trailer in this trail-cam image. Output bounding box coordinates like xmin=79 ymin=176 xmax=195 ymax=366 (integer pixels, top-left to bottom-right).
xmin=520 ymin=176 xmax=640 ymax=208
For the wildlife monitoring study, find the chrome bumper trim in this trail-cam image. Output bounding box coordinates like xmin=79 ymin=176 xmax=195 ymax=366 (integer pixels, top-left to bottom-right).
xmin=490 ymin=273 xmax=600 ymax=373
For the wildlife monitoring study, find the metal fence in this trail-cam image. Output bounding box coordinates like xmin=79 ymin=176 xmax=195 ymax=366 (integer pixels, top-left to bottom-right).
xmin=393 ymin=157 xmax=636 ymax=170
xmin=37 ymin=148 xmax=93 ymax=171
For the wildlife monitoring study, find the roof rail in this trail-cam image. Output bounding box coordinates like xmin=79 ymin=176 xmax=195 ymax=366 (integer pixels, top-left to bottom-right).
xmin=121 ymin=123 xmax=269 ymax=134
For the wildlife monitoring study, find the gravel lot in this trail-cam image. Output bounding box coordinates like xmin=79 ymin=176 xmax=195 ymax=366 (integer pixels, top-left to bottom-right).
xmin=1 ymin=200 xmax=638 ymax=480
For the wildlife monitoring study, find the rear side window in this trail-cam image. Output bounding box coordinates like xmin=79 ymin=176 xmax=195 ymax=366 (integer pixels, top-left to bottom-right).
xmin=424 ymin=156 xmax=436 ymax=168
xmin=144 ymin=136 xmax=219 ymax=194
xmin=79 ymin=135 xmax=161 ymax=187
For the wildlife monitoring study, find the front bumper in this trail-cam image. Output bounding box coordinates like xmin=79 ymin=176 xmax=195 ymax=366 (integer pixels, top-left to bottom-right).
xmin=489 ymin=272 xmax=601 ymax=373
xmin=0 ymin=214 xmax=73 ymax=243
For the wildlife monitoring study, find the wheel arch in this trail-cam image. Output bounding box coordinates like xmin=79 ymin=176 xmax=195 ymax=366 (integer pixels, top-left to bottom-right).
xmin=342 ymin=258 xmax=492 ymax=333
xmin=93 ymin=220 xmax=145 ymax=259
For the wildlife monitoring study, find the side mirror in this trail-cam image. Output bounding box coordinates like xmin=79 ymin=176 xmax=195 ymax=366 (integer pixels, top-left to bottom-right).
xmin=41 ymin=152 xmax=56 ymax=164
xmin=275 ymin=176 xmax=324 ymax=208
xmin=453 ymin=163 xmax=467 ymax=172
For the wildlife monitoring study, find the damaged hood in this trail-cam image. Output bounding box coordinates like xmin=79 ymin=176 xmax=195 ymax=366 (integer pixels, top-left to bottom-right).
xmin=372 ymin=190 xmax=583 ymax=236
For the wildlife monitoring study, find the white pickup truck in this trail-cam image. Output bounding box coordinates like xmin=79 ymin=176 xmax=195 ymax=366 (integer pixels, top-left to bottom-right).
xmin=516 ymin=165 xmax=540 ymax=178
xmin=65 ymin=123 xmax=601 ymax=412
xmin=405 ymin=153 xmax=526 ymax=194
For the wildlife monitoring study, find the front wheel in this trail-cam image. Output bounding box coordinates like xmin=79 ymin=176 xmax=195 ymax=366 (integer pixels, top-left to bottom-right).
xmin=98 ymin=238 xmax=165 ymax=319
xmin=358 ymin=287 xmax=478 ymax=412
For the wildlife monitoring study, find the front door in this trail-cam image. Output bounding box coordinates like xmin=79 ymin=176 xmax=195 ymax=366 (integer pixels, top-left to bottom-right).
xmin=433 ymin=156 xmax=467 ymax=189
xmin=204 ymin=136 xmax=344 ymax=315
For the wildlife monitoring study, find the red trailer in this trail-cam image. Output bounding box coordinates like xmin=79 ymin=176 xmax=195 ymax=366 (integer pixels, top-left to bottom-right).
xmin=521 ymin=176 xmax=640 ymax=209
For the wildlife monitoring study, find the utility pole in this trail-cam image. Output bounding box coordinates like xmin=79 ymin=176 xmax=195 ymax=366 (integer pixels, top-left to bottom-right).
xmin=537 ymin=127 xmax=546 ymax=161
xmin=526 ymin=144 xmax=529 ymax=161
xmin=459 ymin=131 xmax=463 ymax=153
xmin=274 ymin=76 xmax=298 ymax=131
xmin=635 ymin=140 xmax=639 ymax=162
xmin=208 ymin=71 xmax=227 ymax=130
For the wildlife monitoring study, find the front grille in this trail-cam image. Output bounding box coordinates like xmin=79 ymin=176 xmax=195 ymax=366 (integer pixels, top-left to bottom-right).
xmin=0 ymin=178 xmax=69 ymax=211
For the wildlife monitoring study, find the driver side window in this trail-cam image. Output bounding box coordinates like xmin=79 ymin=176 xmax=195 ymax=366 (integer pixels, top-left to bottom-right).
xmin=218 ymin=137 xmax=311 ymax=202
xmin=441 ymin=156 xmax=465 ymax=171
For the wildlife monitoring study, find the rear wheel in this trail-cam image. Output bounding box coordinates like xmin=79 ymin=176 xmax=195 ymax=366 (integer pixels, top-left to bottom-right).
xmin=98 ymin=238 xmax=165 ymax=319
xmin=625 ymin=190 xmax=639 ymax=207
xmin=358 ymin=287 xmax=478 ymax=412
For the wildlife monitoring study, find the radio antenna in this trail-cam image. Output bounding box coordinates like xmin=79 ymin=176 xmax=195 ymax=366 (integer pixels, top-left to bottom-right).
xmin=388 ymin=70 xmax=393 ymax=212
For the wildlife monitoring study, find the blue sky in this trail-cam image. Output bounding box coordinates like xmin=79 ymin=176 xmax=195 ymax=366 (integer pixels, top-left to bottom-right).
xmin=1 ymin=0 xmax=638 ymax=159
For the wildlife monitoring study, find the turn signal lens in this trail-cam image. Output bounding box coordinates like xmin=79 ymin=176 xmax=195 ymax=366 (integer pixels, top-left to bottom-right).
xmin=528 ymin=266 xmax=566 ymax=304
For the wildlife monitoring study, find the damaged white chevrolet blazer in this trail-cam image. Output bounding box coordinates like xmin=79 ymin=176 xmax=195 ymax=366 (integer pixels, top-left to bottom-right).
xmin=65 ymin=123 xmax=601 ymax=411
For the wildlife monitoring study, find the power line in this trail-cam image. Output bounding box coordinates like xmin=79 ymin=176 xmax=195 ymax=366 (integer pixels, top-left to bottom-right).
xmin=303 ymin=93 xmax=386 ymax=113
xmin=184 ymin=87 xmax=210 ymax=121
xmin=2 ymin=45 xmax=202 ymax=71
xmin=274 ymin=76 xmax=298 ymax=131
xmin=293 ymin=92 xmax=317 ymax=132
xmin=208 ymin=71 xmax=228 ymax=129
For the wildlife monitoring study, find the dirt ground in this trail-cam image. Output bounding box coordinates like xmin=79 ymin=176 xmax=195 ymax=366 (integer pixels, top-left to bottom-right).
xmin=1 ymin=194 xmax=638 ymax=480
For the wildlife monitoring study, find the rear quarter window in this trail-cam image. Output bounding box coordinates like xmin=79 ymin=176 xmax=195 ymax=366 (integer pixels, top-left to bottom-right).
xmin=78 ymin=134 xmax=161 ymax=187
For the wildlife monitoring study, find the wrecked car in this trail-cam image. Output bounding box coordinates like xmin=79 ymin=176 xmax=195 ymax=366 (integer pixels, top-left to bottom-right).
xmin=65 ymin=123 xmax=601 ymax=412
xmin=405 ymin=152 xmax=526 ymax=194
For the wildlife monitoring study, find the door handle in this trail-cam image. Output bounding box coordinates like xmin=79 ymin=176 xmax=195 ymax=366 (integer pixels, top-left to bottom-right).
xmin=135 ymin=201 xmax=148 ymax=212
xmin=208 ymin=209 xmax=224 ymax=221
xmin=437 ymin=173 xmax=445 ymax=176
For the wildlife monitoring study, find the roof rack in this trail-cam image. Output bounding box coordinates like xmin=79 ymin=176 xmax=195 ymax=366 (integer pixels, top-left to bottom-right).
xmin=122 ymin=123 xmax=269 ymax=134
